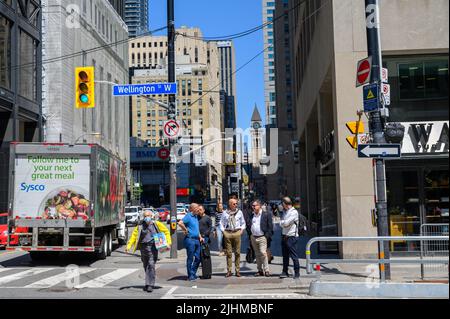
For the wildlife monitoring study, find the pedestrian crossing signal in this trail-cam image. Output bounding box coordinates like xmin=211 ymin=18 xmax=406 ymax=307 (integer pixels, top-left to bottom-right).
xmin=75 ymin=67 xmax=95 ymax=109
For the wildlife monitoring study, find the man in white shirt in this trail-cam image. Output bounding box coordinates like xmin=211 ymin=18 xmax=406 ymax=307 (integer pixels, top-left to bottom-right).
xmin=220 ymin=198 xmax=246 ymax=277
xmin=279 ymin=197 xmax=300 ymax=279
xmin=247 ymin=200 xmax=273 ymax=277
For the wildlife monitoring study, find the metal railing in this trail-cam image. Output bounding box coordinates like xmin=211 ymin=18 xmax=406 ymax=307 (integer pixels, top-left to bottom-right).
xmin=420 ymin=224 xmax=449 ymax=279
xmin=306 ymin=236 xmax=449 ymax=282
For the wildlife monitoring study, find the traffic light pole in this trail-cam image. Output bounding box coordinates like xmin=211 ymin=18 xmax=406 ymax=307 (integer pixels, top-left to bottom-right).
xmin=167 ymin=0 xmax=178 ymax=259
xmin=365 ymin=0 xmax=391 ymax=280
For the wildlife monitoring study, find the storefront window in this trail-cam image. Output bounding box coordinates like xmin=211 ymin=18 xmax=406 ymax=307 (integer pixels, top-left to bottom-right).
xmin=424 ymin=169 xmax=449 ymax=224
xmin=0 ymin=15 xmax=11 ymax=90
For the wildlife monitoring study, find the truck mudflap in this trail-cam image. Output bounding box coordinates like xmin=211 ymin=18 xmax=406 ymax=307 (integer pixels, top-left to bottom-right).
xmin=6 ymin=247 xmax=95 ymax=252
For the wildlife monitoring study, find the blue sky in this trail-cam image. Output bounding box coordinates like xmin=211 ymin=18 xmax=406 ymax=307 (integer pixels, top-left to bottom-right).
xmin=148 ymin=0 xmax=265 ymax=130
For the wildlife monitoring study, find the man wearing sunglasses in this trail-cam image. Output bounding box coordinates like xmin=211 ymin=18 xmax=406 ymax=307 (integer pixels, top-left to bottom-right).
xmin=220 ymin=198 xmax=246 ymax=277
xmin=246 ymin=200 xmax=274 ymax=277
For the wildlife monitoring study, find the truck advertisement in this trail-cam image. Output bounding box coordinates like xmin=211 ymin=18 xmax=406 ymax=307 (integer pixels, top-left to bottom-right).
xmin=96 ymin=149 xmax=126 ymax=226
xmin=13 ymin=154 xmax=91 ymax=220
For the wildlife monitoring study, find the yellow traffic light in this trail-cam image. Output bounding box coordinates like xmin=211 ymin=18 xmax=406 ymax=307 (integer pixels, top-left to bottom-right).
xmin=75 ymin=67 xmax=95 ymax=109
xmin=346 ymin=121 xmax=365 ymax=149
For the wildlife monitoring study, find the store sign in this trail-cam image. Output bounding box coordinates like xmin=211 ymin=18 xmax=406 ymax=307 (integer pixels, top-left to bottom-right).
xmin=131 ymin=147 xmax=170 ymax=163
xmin=401 ymin=121 xmax=449 ymax=154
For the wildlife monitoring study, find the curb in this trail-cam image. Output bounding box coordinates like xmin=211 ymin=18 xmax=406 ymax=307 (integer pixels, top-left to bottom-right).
xmin=309 ymin=281 xmax=449 ymax=298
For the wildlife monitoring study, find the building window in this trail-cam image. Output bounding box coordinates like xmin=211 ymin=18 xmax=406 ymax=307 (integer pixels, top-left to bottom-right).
xmin=398 ymin=60 xmax=449 ymax=100
xmin=19 ymin=30 xmax=37 ymax=101
xmin=0 ymin=15 xmax=12 ymax=90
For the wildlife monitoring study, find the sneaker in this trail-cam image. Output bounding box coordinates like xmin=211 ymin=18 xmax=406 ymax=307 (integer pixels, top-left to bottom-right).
xmin=265 ymin=272 xmax=271 ymax=277
xmin=254 ymin=271 xmax=264 ymax=277
xmin=235 ymin=272 xmax=242 ymax=277
xmin=225 ymin=272 xmax=233 ymax=278
xmin=279 ymin=272 xmax=289 ymax=279
xmin=144 ymin=286 xmax=153 ymax=293
xmin=294 ymin=273 xmax=300 ymax=279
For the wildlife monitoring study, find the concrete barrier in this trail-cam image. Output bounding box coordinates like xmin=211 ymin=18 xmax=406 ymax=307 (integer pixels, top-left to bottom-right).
xmin=309 ymin=281 xmax=449 ymax=298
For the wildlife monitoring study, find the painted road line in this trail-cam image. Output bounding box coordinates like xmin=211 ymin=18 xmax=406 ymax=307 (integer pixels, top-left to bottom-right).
xmin=24 ymin=268 xmax=95 ymax=289
xmin=170 ymin=293 xmax=302 ymax=299
xmin=161 ymin=286 xmax=178 ymax=299
xmin=0 ymin=268 xmax=54 ymax=286
xmin=75 ymin=268 xmax=138 ymax=288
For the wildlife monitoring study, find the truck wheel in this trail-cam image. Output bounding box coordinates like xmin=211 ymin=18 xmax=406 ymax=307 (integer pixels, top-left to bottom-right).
xmin=97 ymin=234 xmax=107 ymax=260
xmin=106 ymin=231 xmax=112 ymax=257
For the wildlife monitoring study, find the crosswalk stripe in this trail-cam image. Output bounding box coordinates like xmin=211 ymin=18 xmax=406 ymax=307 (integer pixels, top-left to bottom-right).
xmin=24 ymin=268 xmax=95 ymax=289
xmin=0 ymin=268 xmax=11 ymax=274
xmin=0 ymin=268 xmax=54 ymax=286
xmin=75 ymin=269 xmax=138 ymax=288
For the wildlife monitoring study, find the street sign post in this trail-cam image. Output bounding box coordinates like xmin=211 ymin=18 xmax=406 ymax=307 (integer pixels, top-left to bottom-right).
xmin=113 ymin=83 xmax=177 ymax=96
xmin=363 ymin=83 xmax=380 ymax=112
xmin=356 ymin=57 xmax=373 ymax=87
xmin=178 ymin=136 xmax=202 ymax=145
xmin=358 ymin=144 xmax=401 ymax=158
xmin=163 ymin=120 xmax=180 ymax=139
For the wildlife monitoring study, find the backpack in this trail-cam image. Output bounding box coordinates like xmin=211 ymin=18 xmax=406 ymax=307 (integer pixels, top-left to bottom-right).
xmin=295 ymin=212 xmax=308 ymax=236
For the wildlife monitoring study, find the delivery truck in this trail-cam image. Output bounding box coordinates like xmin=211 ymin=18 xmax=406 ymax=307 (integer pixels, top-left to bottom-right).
xmin=6 ymin=143 xmax=128 ymax=260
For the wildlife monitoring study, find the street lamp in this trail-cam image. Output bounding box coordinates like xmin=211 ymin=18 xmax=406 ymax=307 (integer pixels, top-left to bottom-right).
xmin=73 ymin=132 xmax=103 ymax=145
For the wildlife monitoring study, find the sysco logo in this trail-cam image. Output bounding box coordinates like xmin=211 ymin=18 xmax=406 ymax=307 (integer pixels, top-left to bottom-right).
xmin=20 ymin=183 xmax=46 ymax=192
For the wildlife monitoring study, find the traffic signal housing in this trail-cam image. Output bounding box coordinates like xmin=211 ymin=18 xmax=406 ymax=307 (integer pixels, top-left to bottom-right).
xmin=75 ymin=67 xmax=95 ymax=108
xmin=346 ymin=121 xmax=365 ymax=149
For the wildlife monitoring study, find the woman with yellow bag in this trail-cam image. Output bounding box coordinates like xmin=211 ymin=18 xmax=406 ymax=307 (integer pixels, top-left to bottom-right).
xmin=126 ymin=210 xmax=171 ymax=293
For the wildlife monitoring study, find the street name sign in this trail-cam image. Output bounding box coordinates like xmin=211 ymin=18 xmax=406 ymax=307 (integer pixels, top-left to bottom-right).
xmin=179 ymin=136 xmax=202 ymax=145
xmin=363 ymin=83 xmax=380 ymax=112
xmin=358 ymin=144 xmax=401 ymax=158
xmin=356 ymin=57 xmax=372 ymax=87
xmin=163 ymin=120 xmax=180 ymax=139
xmin=113 ymin=83 xmax=177 ymax=96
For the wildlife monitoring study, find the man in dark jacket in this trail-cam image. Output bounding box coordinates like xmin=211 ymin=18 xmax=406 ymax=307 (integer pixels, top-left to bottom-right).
xmin=198 ymin=205 xmax=213 ymax=279
xmin=246 ymin=200 xmax=274 ymax=277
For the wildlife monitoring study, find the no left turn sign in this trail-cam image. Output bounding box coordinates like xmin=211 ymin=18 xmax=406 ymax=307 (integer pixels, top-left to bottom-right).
xmin=164 ymin=120 xmax=180 ymax=139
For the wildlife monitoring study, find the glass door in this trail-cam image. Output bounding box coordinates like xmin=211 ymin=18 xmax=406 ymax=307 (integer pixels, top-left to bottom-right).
xmin=423 ymin=169 xmax=449 ymax=224
xmin=316 ymin=174 xmax=338 ymax=253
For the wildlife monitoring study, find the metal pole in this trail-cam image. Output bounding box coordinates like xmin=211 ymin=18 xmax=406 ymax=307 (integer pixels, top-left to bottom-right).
xmin=167 ymin=0 xmax=177 ymax=259
xmin=364 ymin=0 xmax=391 ymax=280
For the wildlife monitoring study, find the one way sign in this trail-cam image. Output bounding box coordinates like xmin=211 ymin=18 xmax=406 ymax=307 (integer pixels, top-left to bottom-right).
xmin=358 ymin=144 xmax=401 ymax=159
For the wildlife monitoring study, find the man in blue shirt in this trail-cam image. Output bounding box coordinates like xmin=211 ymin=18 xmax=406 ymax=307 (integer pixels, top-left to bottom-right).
xmin=178 ymin=203 xmax=204 ymax=281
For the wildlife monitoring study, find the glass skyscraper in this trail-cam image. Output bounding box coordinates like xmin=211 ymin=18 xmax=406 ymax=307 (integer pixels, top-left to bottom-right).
xmin=124 ymin=0 xmax=149 ymax=37
xmin=263 ymin=0 xmax=277 ymax=127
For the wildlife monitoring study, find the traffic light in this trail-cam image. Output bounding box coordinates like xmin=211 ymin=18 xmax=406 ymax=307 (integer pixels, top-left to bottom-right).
xmin=346 ymin=121 xmax=365 ymax=149
xmin=75 ymin=67 xmax=95 ymax=109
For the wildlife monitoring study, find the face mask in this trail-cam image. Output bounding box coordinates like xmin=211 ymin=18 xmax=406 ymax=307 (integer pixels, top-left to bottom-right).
xmin=144 ymin=217 xmax=152 ymax=224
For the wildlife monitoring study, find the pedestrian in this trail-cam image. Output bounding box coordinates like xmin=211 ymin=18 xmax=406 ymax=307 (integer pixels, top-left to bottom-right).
xmin=246 ymin=200 xmax=273 ymax=277
xmin=279 ymin=197 xmax=300 ymax=279
xmin=126 ymin=210 xmax=171 ymax=293
xmin=220 ymin=198 xmax=246 ymax=277
xmin=178 ymin=203 xmax=202 ymax=282
xmin=214 ymin=202 xmax=225 ymax=256
xmin=198 ymin=205 xmax=213 ymax=279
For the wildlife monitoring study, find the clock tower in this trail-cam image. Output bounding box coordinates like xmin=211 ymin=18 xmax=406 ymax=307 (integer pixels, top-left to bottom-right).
xmin=250 ymin=105 xmax=263 ymax=168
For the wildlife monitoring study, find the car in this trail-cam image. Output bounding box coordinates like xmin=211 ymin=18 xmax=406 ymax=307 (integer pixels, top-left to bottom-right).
xmin=156 ymin=208 xmax=170 ymax=221
xmin=0 ymin=213 xmax=29 ymax=248
xmin=176 ymin=206 xmax=187 ymax=221
xmin=125 ymin=206 xmax=141 ymax=226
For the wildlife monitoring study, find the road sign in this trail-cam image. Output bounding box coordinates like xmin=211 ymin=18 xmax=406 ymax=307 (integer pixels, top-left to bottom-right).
xmin=382 ymin=68 xmax=388 ymax=83
xmin=346 ymin=121 xmax=365 ymax=149
xmin=358 ymin=144 xmax=401 ymax=158
xmin=356 ymin=57 xmax=372 ymax=87
xmin=113 ymin=82 xmax=177 ymax=96
xmin=358 ymin=133 xmax=371 ymax=145
xmin=158 ymin=148 xmax=170 ymax=160
xmin=382 ymin=83 xmax=391 ymax=105
xmin=194 ymin=148 xmax=206 ymax=167
xmin=363 ymin=83 xmax=380 ymax=112
xmin=178 ymin=136 xmax=202 ymax=145
xmin=163 ymin=120 xmax=180 ymax=139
